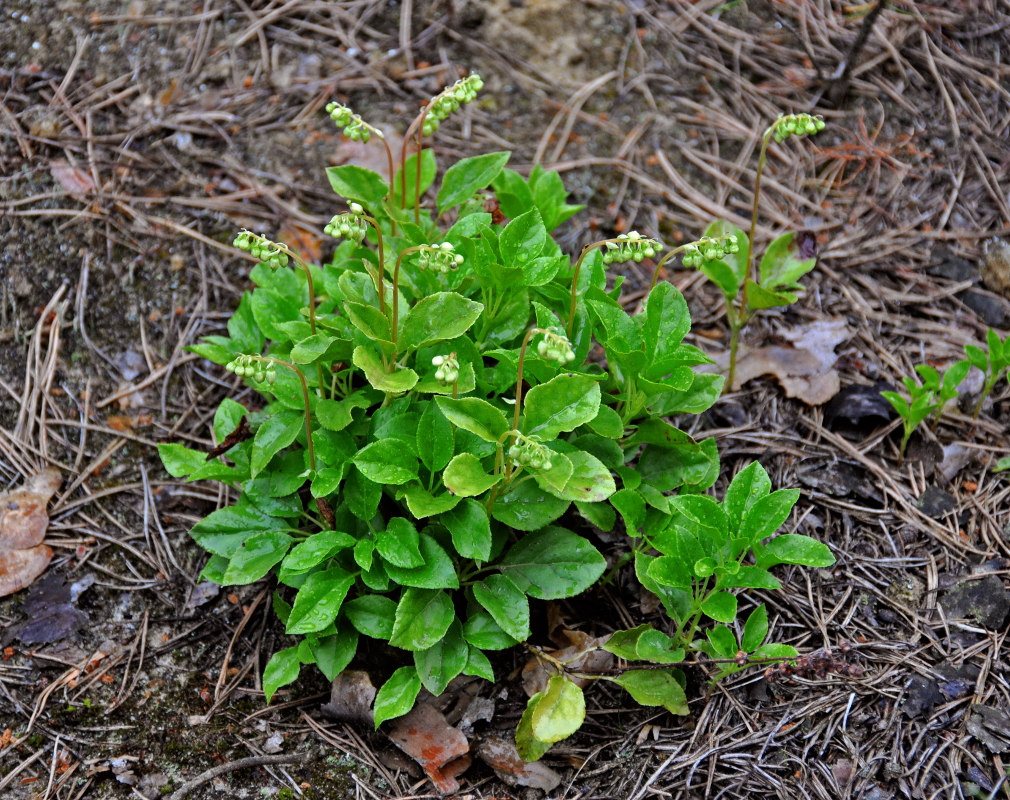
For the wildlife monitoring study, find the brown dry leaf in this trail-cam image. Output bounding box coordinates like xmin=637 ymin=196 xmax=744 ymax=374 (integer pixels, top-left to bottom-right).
xmin=278 ymin=221 xmax=323 ymax=263
xmin=475 ymin=734 xmax=562 ymax=791
xmin=50 ymin=160 xmax=95 ymax=198
xmin=0 ymin=468 xmax=61 ymax=597
xmin=715 ymin=318 xmax=849 ymax=405
xmin=522 ymin=632 xmax=614 ymax=697
xmin=320 ymin=670 xmax=375 ymax=726
xmin=387 ymin=702 xmax=470 ymax=795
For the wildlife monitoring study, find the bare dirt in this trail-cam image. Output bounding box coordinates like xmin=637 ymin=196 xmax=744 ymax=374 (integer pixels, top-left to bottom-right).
xmin=2 ymin=1 xmax=1009 ymax=799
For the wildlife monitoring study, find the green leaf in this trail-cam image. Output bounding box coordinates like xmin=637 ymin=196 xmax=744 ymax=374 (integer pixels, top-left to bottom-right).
xmin=437 ymin=151 xmax=511 ymax=212
xmin=286 ymin=568 xmax=355 ymax=634
xmin=402 ymin=486 xmax=461 ymax=518
xmin=751 ymin=643 xmax=799 ymax=659
xmin=440 ymin=498 xmax=492 ymax=560
xmin=251 ymin=409 xmax=303 ymax=478
xmin=190 ymin=503 xmax=280 ymax=558
xmin=706 ymin=625 xmax=737 ymax=658
xmin=223 ymin=531 xmax=293 ymax=585
xmin=326 ymin=164 xmax=389 ymax=209
xmin=745 ymin=279 xmax=797 ymax=309
xmin=463 ymin=646 xmax=494 ymax=682
xmin=383 ymin=534 xmax=459 ymax=589
xmin=462 ymin=611 xmax=519 ymax=650
xmin=442 ymin=453 xmax=501 ymax=497
xmin=701 ymin=591 xmax=738 ymax=623
xmin=491 ymin=479 xmax=569 ymax=531
xmin=290 ymin=333 xmax=345 ymax=365
xmin=516 ymin=691 xmax=553 ymax=762
xmin=741 ymin=604 xmax=769 ymax=652
xmin=345 ymin=301 xmax=392 ymax=344
xmin=531 ymin=675 xmax=585 ymax=744
xmin=398 ymin=292 xmax=484 ymax=353
xmin=498 ymin=207 xmax=547 ymax=269
xmin=343 ymin=594 xmax=397 ymax=640
xmin=309 ymin=624 xmax=358 ymax=682
xmin=214 ymin=398 xmax=248 ymax=443
xmin=414 ymin=621 xmax=468 ymax=696
xmin=473 ymin=574 xmax=530 ymax=641
xmin=343 ymin=466 xmax=382 ymax=520
xmin=552 ymin=450 xmax=616 ymax=503
xmin=756 ymin=534 xmax=835 ymax=569
xmin=316 ymin=393 xmax=371 ymax=432
xmin=602 ymin=624 xmax=684 ymax=664
xmin=374 ymin=666 xmax=422 ymax=728
xmin=389 ymin=588 xmax=454 ymax=651
xmin=353 ymin=538 xmax=374 ymax=570
xmin=759 ymin=232 xmax=817 ymax=289
xmin=739 ymin=489 xmax=799 ymax=543
xmin=642 ymin=281 xmax=691 ymax=373
xmin=575 ymin=500 xmax=616 ymax=531
xmin=436 ymin=397 xmax=510 ymax=443
xmin=353 ymin=345 xmax=418 ymax=394
xmin=610 ymin=489 xmax=646 ymax=537
xmin=523 ymin=374 xmax=601 ymax=440
xmin=158 ymin=443 xmax=207 ymax=478
xmin=353 ymin=439 xmax=419 ymax=485
xmin=499 ymin=526 xmax=605 ymax=600
xmin=718 ymin=566 xmax=781 ymax=590
xmin=585 ymin=404 xmax=624 ymax=438
xmin=417 ymin=401 xmax=454 ymax=473
xmin=263 ymin=646 xmax=301 ymax=704
xmin=725 ymin=462 xmax=772 ymax=534
xmin=375 ymin=517 xmax=424 ymax=568
xmin=280 ymin=529 xmax=355 ymax=573
xmin=609 ymin=670 xmax=688 ymax=715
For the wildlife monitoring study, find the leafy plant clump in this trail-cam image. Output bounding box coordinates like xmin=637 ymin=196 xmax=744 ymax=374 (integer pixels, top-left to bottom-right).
xmin=159 ymin=74 xmax=835 ymax=758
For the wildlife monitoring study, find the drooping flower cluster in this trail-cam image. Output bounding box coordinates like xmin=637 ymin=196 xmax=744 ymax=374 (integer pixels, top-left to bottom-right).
xmin=234 ymin=231 xmax=289 ymax=269
xmin=601 ymin=232 xmax=664 ymax=265
xmin=422 ymin=74 xmax=484 ymax=137
xmin=416 ymin=242 xmax=464 ymax=273
xmin=537 ymin=329 xmax=576 ymax=365
xmin=432 ymin=352 xmax=459 ymax=386
xmin=681 ymin=234 xmax=740 ymax=268
xmin=772 ymin=113 xmax=826 ymax=144
xmin=225 ymin=354 xmax=277 ymax=385
xmin=324 ymin=102 xmax=381 ymax=143
xmin=324 ymin=203 xmax=369 ymax=245
xmin=508 ymin=437 xmax=553 ymax=472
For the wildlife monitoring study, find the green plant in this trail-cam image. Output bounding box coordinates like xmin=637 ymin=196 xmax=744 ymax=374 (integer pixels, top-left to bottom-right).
xmin=514 ymin=461 xmax=834 ymax=760
xmin=667 ymin=114 xmax=825 ymax=391
xmin=159 ymin=76 xmax=834 ymax=763
xmin=964 ymin=328 xmax=1010 ymax=419
xmin=912 ymin=360 xmax=970 ymax=429
xmin=881 ymin=375 xmax=938 ymax=463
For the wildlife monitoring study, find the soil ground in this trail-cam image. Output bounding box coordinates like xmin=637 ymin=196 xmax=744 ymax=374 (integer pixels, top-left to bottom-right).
xmin=1 ymin=1 xmax=1009 ymax=798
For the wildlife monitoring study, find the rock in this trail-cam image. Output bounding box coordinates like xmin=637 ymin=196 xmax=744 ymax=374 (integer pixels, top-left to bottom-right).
xmin=959 ymin=288 xmax=1010 ymax=328
xmin=940 ymin=575 xmax=1010 ymax=629
xmin=916 ymin=486 xmax=957 ymax=518
xmin=927 ymin=250 xmax=978 ymax=282
xmin=824 ymin=383 xmax=896 ymax=428
xmin=982 ymin=238 xmax=1010 ymax=297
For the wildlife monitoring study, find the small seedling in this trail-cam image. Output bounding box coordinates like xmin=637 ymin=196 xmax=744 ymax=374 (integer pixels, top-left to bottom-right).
xmin=881 ymin=377 xmax=938 ymax=462
xmin=964 ymin=328 xmax=1010 ymax=419
xmin=912 ymin=360 xmax=970 ymax=429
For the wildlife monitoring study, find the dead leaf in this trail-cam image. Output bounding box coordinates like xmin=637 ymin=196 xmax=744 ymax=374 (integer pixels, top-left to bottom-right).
xmin=320 ymin=670 xmax=376 ymax=726
xmin=387 ymin=702 xmax=470 ymax=795
xmin=278 ymin=222 xmax=323 ymax=263
xmin=967 ymin=706 xmax=1010 ymax=753
xmin=522 ymin=633 xmax=613 ymax=697
xmin=206 ymin=416 xmax=252 ymax=460
xmin=0 ymin=468 xmax=61 ymax=597
xmin=475 ymin=734 xmax=561 ymax=791
xmin=713 ymin=318 xmax=849 ymax=405
xmin=50 ymin=160 xmax=95 ymax=198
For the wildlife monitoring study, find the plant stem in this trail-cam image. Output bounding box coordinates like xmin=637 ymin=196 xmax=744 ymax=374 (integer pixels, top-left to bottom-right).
xmin=281 ymin=247 xmax=326 ymax=397
xmin=258 ymin=356 xmax=316 ymax=474
xmin=391 ymin=245 xmax=425 ymax=357
xmin=567 ymin=238 xmax=626 ymax=336
xmin=362 ymin=214 xmax=387 ymax=318
xmin=747 ymin=126 xmax=776 ymax=287
xmin=648 ymin=243 xmax=693 ymax=292
xmin=508 ymin=328 xmax=549 ymax=480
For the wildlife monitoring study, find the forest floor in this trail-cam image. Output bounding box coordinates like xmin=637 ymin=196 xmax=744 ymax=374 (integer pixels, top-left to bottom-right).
xmin=1 ymin=1 xmax=1009 ymax=798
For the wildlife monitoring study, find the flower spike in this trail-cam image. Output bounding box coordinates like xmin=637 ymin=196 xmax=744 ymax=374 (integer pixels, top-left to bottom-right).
xmin=234 ymin=231 xmax=289 ymax=270
xmin=537 ymin=329 xmax=576 ymax=365
xmin=432 ymin=353 xmax=460 ymax=386
xmin=771 ymin=113 xmax=826 ymax=144
xmin=601 ymin=232 xmax=664 ymax=265
xmin=681 ymin=234 xmax=739 ymax=268
xmin=415 ymin=242 xmax=465 ymax=274
xmin=325 ymin=102 xmax=384 ymax=143
xmin=422 ymin=74 xmax=484 ymax=137
xmin=324 ymin=202 xmax=369 ymax=245
xmin=225 ymin=354 xmax=277 ymax=385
